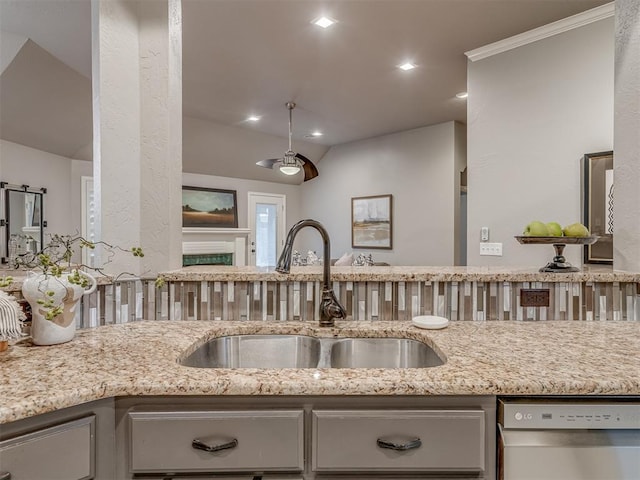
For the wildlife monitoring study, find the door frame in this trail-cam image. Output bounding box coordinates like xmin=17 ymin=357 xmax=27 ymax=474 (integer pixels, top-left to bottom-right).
xmin=247 ymin=192 xmax=286 ymax=267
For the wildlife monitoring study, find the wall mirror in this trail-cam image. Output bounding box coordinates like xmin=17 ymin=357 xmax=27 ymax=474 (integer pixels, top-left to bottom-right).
xmin=583 ymin=151 xmax=613 ymax=264
xmin=1 ymin=183 xmax=47 ymax=265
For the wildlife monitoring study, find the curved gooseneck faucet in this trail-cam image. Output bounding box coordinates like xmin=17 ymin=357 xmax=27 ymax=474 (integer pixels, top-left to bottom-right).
xmin=276 ymin=219 xmax=346 ymax=327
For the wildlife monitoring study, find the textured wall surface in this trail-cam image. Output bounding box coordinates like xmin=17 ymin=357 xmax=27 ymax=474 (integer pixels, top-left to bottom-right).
xmin=613 ymin=0 xmax=640 ymax=271
xmin=92 ymin=0 xmax=182 ymax=275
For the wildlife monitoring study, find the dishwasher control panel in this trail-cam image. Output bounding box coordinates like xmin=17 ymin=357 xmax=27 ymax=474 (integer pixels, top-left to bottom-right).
xmin=502 ymin=403 xmax=640 ymax=429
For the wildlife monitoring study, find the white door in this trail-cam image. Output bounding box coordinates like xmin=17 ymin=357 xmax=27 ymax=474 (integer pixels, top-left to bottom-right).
xmin=248 ymin=192 xmax=286 ymax=267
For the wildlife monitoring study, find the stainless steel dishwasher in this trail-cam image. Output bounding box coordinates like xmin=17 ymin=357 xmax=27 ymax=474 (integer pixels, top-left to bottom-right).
xmin=498 ymin=398 xmax=640 ymax=480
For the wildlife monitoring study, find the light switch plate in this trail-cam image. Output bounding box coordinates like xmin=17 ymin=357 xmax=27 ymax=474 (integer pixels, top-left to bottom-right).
xmin=479 ymin=242 xmax=502 ymax=256
xmin=480 ymin=227 xmax=489 ymax=242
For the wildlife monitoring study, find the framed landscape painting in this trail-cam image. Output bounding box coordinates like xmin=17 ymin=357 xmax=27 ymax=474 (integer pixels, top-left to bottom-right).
xmin=182 ymin=186 xmax=238 ymax=228
xmin=351 ymin=194 xmax=392 ymax=249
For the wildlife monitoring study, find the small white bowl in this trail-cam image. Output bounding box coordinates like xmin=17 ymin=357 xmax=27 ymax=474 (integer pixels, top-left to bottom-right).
xmin=412 ymin=315 xmax=449 ymax=330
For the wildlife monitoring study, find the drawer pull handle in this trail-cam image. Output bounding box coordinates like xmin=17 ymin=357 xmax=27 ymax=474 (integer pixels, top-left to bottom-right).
xmin=0 ymin=472 xmax=11 ymax=480
xmin=377 ymin=436 xmax=422 ymax=451
xmin=192 ymin=437 xmax=238 ymax=453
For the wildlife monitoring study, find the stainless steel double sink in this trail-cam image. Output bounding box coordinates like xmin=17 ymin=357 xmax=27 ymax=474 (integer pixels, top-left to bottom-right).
xmin=179 ymin=334 xmax=445 ymax=369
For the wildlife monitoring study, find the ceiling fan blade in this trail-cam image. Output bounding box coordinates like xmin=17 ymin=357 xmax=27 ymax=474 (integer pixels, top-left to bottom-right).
xmin=296 ymin=153 xmax=319 ymax=182
xmin=256 ymin=158 xmax=281 ymax=169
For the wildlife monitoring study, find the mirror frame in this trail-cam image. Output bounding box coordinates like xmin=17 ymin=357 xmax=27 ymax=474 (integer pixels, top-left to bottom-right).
xmin=1 ymin=182 xmax=47 ymax=265
xmin=582 ymin=151 xmax=613 ymax=265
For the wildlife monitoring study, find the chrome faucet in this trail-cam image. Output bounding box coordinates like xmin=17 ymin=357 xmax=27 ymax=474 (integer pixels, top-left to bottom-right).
xmin=276 ymin=219 xmax=346 ymax=327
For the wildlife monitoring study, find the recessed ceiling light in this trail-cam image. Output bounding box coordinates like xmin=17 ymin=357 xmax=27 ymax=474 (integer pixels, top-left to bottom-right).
xmin=304 ymin=131 xmax=323 ymax=138
xmin=398 ymin=62 xmax=417 ymax=71
xmin=455 ymin=92 xmax=469 ymax=99
xmin=312 ymin=16 xmax=336 ymax=28
xmin=246 ymin=115 xmax=261 ymax=122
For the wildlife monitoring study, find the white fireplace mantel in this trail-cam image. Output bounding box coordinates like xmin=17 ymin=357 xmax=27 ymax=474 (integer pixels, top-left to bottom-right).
xmin=182 ymin=228 xmax=250 ymax=266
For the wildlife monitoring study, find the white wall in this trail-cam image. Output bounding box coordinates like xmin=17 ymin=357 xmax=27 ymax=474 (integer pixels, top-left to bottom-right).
xmin=467 ymin=17 xmax=614 ymax=267
xmin=300 ymin=121 xmax=464 ymax=266
xmin=183 ymin=172 xmax=303 ymax=231
xmin=1 ymin=140 xmax=90 ymax=237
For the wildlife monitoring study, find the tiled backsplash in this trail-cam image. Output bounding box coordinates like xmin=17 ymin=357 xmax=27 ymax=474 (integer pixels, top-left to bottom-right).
xmin=73 ymin=279 xmax=639 ymax=327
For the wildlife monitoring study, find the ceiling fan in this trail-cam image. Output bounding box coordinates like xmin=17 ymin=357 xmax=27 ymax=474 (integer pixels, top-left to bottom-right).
xmin=256 ymin=102 xmax=319 ymax=182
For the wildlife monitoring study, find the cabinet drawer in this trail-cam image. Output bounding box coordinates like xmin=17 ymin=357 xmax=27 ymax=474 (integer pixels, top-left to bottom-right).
xmin=129 ymin=410 xmax=304 ymax=473
xmin=312 ymin=410 xmax=485 ymax=473
xmin=0 ymin=415 xmax=95 ymax=480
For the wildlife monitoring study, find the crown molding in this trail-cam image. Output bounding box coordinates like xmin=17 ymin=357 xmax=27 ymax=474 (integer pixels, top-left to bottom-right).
xmin=465 ymin=2 xmax=614 ymax=62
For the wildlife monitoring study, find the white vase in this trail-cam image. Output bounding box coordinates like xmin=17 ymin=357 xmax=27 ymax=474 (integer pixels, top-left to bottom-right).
xmin=22 ymin=271 xmax=97 ymax=346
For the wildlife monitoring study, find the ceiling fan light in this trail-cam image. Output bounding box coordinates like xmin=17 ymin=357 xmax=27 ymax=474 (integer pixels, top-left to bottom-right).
xmin=279 ymin=165 xmax=301 ymax=175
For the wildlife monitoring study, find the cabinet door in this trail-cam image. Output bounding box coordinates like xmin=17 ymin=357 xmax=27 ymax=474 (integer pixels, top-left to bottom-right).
xmin=0 ymin=415 xmax=95 ymax=480
xmin=129 ymin=410 xmax=304 ymax=474
xmin=312 ymin=409 xmax=485 ymax=473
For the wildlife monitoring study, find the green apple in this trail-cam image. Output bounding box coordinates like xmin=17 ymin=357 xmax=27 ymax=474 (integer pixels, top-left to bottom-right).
xmin=523 ymin=220 xmax=549 ymax=236
xmin=563 ymin=222 xmax=590 ymax=237
xmin=546 ymin=222 xmax=563 ymax=237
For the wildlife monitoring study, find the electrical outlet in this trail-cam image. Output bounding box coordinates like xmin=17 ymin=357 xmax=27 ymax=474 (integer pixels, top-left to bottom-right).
xmin=479 ymin=242 xmax=502 ymax=256
xmin=520 ymin=289 xmax=550 ymax=307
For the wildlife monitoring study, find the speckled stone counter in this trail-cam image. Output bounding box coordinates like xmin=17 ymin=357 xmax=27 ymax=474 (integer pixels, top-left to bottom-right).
xmin=159 ymin=264 xmax=638 ymax=283
xmin=1 ymin=320 xmax=638 ymax=424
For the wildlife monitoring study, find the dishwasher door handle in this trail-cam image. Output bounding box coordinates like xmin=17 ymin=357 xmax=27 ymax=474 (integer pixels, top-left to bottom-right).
xmin=499 ymin=428 xmax=640 ymax=448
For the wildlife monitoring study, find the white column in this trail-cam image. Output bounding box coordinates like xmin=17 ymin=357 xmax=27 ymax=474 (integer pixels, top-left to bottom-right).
xmin=92 ymin=0 xmax=182 ymax=276
xmin=613 ymin=0 xmax=640 ymax=271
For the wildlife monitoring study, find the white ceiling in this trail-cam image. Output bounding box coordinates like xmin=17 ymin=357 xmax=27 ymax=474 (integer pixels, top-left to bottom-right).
xmin=182 ymin=0 xmax=611 ymax=146
xmin=0 ymin=0 xmax=92 ymax=78
xmin=0 ymin=0 xmax=611 ymax=172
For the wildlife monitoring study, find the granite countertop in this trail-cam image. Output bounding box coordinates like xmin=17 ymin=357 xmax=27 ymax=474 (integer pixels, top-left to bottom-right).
xmin=3 ymin=266 xmax=637 ymax=292
xmin=158 ymin=265 xmax=639 ymax=283
xmin=1 ymin=320 xmax=638 ymax=424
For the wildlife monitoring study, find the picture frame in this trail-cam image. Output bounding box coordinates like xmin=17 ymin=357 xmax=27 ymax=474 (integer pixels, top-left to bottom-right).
xmin=351 ymin=194 xmax=392 ymax=249
xmin=182 ymin=186 xmax=238 ymax=228
xmin=583 ymin=151 xmax=613 ymax=264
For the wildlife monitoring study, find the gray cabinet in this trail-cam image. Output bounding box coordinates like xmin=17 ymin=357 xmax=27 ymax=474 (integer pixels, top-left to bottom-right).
xmin=128 ymin=409 xmax=304 ymax=474
xmin=117 ymin=396 xmax=495 ymax=479
xmin=312 ymin=409 xmax=485 ymax=473
xmin=0 ymin=416 xmax=95 ymax=480
xmin=0 ymin=399 xmax=115 ymax=480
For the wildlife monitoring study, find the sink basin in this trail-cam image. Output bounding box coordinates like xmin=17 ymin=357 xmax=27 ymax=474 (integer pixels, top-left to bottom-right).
xmin=180 ymin=334 xmax=321 ymax=368
xmin=179 ymin=334 xmax=445 ymax=369
xmin=330 ymin=337 xmax=444 ymax=368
